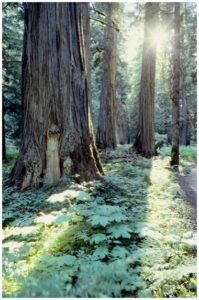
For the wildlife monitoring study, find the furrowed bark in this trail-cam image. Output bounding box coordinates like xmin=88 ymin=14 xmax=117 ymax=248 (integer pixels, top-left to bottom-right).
xmin=96 ymin=3 xmax=118 ymax=150
xmin=170 ymin=3 xmax=181 ymax=166
xmin=9 ymin=3 xmax=103 ymax=189
xmin=133 ymin=3 xmax=159 ymax=158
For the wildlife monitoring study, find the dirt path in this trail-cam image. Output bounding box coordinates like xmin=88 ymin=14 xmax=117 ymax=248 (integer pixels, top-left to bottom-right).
xmin=179 ymin=167 xmax=197 ymax=229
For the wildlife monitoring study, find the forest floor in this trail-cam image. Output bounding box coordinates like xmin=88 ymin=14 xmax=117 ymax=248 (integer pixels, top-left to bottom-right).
xmin=2 ymin=145 xmax=197 ymax=298
xmin=179 ymin=167 xmax=197 ymax=228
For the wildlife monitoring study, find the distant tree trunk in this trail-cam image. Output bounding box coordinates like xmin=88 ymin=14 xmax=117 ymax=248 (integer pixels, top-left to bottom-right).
xmin=180 ymin=3 xmax=190 ymax=146
xmin=9 ymin=3 xmax=103 ymax=190
xmin=2 ymin=98 xmax=6 ymax=161
xmin=133 ymin=3 xmax=159 ymax=158
xmin=170 ymin=3 xmax=181 ymax=166
xmin=96 ymin=3 xmax=118 ymax=149
xmin=181 ymin=80 xmax=190 ymax=146
xmin=116 ymin=102 xmax=128 ymax=144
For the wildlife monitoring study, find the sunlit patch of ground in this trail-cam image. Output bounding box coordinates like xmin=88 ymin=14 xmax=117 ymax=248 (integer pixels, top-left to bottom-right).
xmin=2 ymin=146 xmax=197 ymax=298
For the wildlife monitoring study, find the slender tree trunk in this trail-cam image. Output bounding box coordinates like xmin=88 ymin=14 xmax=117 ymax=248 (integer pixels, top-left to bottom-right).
xmin=170 ymin=3 xmax=181 ymax=166
xmin=96 ymin=3 xmax=118 ymax=150
xmin=181 ymin=81 xmax=190 ymax=146
xmin=2 ymin=98 xmax=6 ymax=161
xmin=181 ymin=3 xmax=190 ymax=146
xmin=9 ymin=3 xmax=103 ymax=190
xmin=133 ymin=3 xmax=159 ymax=158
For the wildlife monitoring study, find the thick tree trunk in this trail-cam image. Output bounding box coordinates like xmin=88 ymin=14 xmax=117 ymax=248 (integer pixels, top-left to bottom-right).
xmin=133 ymin=3 xmax=159 ymax=158
xmin=96 ymin=3 xmax=118 ymax=150
xmin=9 ymin=3 xmax=103 ymax=190
xmin=170 ymin=3 xmax=181 ymax=166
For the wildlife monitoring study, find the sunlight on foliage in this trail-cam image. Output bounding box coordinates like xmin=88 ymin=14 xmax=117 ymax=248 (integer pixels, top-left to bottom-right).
xmin=3 ymin=146 xmax=196 ymax=298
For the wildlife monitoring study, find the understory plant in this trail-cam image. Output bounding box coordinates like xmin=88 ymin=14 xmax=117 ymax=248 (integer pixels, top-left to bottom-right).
xmin=3 ymin=146 xmax=197 ymax=298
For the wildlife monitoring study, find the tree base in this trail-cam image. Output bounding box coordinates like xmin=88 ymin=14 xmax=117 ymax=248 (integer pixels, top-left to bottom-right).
xmin=170 ymin=146 xmax=179 ymax=166
xmin=133 ymin=133 xmax=155 ymax=159
xmin=8 ymin=140 xmax=104 ymax=190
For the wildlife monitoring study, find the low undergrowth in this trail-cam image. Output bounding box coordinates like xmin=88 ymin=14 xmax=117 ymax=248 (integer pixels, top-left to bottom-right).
xmin=2 ymin=145 xmax=197 ymax=298
xmin=160 ymin=145 xmax=197 ymax=173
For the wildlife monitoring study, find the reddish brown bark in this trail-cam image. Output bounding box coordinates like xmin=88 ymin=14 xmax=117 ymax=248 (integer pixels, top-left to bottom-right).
xmin=170 ymin=3 xmax=181 ymax=166
xmin=96 ymin=3 xmax=118 ymax=150
xmin=133 ymin=3 xmax=159 ymax=158
xmin=9 ymin=3 xmax=103 ymax=189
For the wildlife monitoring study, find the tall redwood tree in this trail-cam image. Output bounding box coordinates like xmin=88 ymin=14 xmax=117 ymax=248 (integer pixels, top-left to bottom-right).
xmin=180 ymin=3 xmax=190 ymax=146
xmin=96 ymin=3 xmax=118 ymax=150
xmin=133 ymin=3 xmax=159 ymax=158
xmin=9 ymin=3 xmax=103 ymax=189
xmin=170 ymin=3 xmax=181 ymax=166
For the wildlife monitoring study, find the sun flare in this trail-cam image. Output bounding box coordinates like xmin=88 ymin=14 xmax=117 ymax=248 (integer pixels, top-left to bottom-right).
xmin=150 ymin=26 xmax=168 ymax=49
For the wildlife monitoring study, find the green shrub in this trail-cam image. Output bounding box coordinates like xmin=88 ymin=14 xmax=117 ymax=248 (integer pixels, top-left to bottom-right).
xmin=160 ymin=145 xmax=196 ymax=164
xmin=155 ymin=132 xmax=168 ymax=145
xmin=180 ymin=145 xmax=197 ymax=163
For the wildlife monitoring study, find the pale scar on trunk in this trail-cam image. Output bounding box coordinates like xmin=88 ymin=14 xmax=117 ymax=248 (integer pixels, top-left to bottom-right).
xmin=45 ymin=125 xmax=61 ymax=185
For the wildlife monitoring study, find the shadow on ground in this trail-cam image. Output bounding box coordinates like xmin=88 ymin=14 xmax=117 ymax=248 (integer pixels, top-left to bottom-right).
xmin=2 ymin=148 xmax=197 ymax=297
